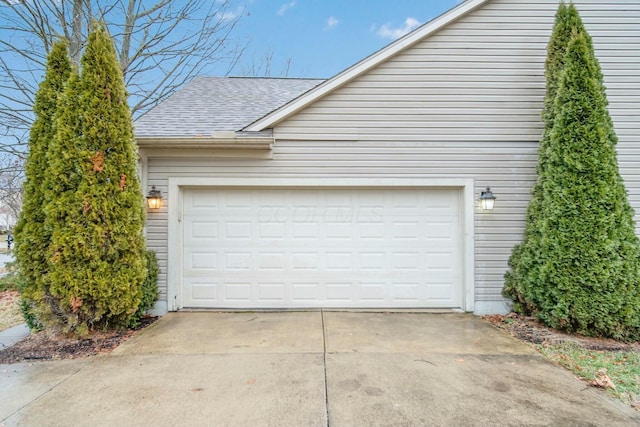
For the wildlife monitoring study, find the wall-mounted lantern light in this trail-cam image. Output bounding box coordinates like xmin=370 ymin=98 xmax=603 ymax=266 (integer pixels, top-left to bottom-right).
xmin=146 ymin=185 xmax=163 ymax=210
xmin=480 ymin=187 xmax=496 ymax=210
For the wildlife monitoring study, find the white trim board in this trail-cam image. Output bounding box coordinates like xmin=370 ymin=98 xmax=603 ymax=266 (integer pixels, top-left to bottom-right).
xmin=166 ymin=177 xmax=475 ymax=312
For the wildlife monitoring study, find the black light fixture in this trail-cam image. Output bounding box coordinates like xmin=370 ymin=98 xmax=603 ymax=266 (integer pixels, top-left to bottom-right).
xmin=146 ymin=185 xmax=163 ymax=209
xmin=480 ymin=187 xmax=496 ymax=210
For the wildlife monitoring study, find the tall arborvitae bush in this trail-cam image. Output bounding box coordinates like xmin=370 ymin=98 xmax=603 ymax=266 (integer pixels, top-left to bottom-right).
xmin=537 ymin=31 xmax=640 ymax=340
xmin=504 ymin=3 xmax=591 ymax=311
xmin=43 ymin=68 xmax=84 ymax=325
xmin=45 ymin=23 xmax=147 ymax=335
xmin=14 ymin=41 xmax=70 ymax=323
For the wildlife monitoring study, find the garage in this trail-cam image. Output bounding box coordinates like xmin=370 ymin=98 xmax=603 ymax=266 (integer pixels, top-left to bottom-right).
xmin=179 ymin=186 xmax=463 ymax=309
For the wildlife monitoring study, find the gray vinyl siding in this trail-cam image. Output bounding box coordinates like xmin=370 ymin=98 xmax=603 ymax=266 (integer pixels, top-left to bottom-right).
xmin=142 ymin=0 xmax=640 ymax=307
xmin=145 ymin=206 xmax=168 ymax=301
xmin=272 ymin=0 xmax=640 ymax=304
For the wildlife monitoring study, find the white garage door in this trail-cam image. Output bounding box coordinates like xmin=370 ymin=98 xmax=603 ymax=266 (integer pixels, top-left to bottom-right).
xmin=181 ymin=188 xmax=462 ymax=309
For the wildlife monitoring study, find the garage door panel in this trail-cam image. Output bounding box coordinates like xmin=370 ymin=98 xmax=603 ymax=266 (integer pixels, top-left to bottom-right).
xmin=359 ymin=284 xmax=386 ymax=301
xmin=185 ymin=277 xmax=219 ymax=302
xmin=225 ymin=252 xmax=252 ymax=270
xmin=359 ymin=223 xmax=385 ymax=240
xmin=224 ymin=192 xmax=253 ymax=208
xmin=185 ymin=250 xmax=218 ymax=270
xmin=224 ymin=283 xmax=251 ymax=302
xmin=359 ymin=252 xmax=386 ymax=271
xmin=224 ymin=221 xmax=252 ymax=240
xmin=291 ymin=283 xmax=320 ymax=301
xmin=292 ymin=222 xmax=320 ymax=239
xmin=427 ymin=252 xmax=455 ymax=269
xmin=188 ymin=221 xmax=218 ymax=240
xmin=188 ymin=190 xmax=219 ymax=209
xmin=257 ymin=252 xmax=287 ymax=271
xmin=326 ymin=283 xmax=353 ymax=301
xmin=428 ymin=283 xmax=457 ymax=300
xmin=291 ymin=252 xmax=320 ymax=270
xmin=181 ymin=188 xmax=462 ymax=309
xmin=392 ymin=283 xmax=421 ymax=301
xmin=326 ymin=222 xmax=354 ymax=239
xmin=258 ymin=283 xmax=286 ymax=301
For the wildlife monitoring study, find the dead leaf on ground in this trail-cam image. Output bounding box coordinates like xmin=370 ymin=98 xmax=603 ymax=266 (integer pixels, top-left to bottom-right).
xmin=589 ymin=368 xmax=616 ymax=390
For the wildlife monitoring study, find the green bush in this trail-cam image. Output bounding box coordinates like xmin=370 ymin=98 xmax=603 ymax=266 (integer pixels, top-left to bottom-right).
xmin=537 ymin=31 xmax=640 ymax=340
xmin=130 ymin=250 xmax=160 ymax=327
xmin=505 ymin=2 xmax=640 ymax=341
xmin=19 ymin=298 xmax=44 ymax=332
xmin=0 ymin=261 xmax=24 ymax=292
xmin=504 ymin=2 xmax=591 ymax=313
xmin=14 ymin=41 xmax=70 ymax=320
xmin=0 ymin=262 xmax=43 ymax=332
xmin=42 ymin=23 xmax=147 ymax=336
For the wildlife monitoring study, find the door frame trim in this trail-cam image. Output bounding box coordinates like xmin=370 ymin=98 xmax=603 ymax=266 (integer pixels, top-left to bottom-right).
xmin=167 ymin=177 xmax=475 ymax=312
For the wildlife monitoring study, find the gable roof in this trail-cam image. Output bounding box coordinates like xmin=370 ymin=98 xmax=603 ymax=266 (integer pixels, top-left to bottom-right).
xmin=244 ymin=0 xmax=490 ymax=132
xmin=134 ymin=76 xmax=324 ymax=138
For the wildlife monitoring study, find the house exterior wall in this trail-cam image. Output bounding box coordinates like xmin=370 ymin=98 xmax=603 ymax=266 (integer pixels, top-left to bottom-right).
xmin=270 ymin=0 xmax=640 ymax=312
xmin=142 ymin=0 xmax=640 ymax=313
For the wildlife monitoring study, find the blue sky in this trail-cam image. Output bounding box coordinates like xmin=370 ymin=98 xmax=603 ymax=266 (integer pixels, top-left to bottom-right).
xmin=229 ymin=0 xmax=462 ymax=78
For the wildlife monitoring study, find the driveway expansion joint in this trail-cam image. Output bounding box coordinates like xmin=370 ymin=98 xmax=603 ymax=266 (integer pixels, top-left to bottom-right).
xmin=321 ymin=309 xmax=330 ymax=427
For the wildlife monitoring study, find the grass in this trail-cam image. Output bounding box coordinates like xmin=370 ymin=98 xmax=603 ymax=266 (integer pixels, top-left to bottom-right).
xmin=538 ymin=342 xmax=640 ymax=408
xmin=0 ymin=290 xmax=22 ymax=331
xmin=0 ymin=233 xmax=12 ymax=254
xmin=0 ymin=261 xmax=21 ymax=292
xmin=0 ymin=259 xmax=25 ymax=332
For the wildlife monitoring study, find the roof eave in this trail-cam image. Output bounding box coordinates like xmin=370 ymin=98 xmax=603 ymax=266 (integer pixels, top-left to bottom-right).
xmin=244 ymin=0 xmax=491 ymax=132
xmin=136 ymin=133 xmax=274 ymax=150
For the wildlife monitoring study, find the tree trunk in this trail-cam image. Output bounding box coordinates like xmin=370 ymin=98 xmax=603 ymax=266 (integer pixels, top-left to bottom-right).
xmin=70 ymin=0 xmax=84 ymax=64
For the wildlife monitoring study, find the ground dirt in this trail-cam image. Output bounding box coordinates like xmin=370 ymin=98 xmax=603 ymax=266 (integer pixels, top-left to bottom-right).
xmin=483 ymin=312 xmax=640 ymax=352
xmin=0 ymin=314 xmax=157 ymax=364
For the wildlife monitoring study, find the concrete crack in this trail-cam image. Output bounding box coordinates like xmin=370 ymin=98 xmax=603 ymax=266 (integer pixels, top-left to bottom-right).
xmin=1 ymin=364 xmax=86 ymax=423
xmin=321 ymin=309 xmax=330 ymax=427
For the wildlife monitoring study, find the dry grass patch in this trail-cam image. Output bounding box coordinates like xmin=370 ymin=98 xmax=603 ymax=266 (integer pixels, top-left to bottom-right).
xmin=485 ymin=313 xmax=640 ymax=411
xmin=538 ymin=342 xmax=640 ymax=409
xmin=0 ymin=290 xmax=22 ymax=332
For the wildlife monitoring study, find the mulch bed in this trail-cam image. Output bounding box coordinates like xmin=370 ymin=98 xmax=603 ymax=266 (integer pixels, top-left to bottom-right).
xmin=483 ymin=312 xmax=640 ymax=351
xmin=3 ymin=311 xmax=639 ymax=365
xmin=0 ymin=316 xmax=157 ymax=364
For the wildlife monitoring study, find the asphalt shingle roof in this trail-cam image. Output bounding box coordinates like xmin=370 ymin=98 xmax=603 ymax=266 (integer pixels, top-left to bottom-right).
xmin=134 ymin=76 xmax=325 ymax=138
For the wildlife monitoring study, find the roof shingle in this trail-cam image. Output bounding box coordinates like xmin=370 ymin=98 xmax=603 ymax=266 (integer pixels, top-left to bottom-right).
xmin=134 ymin=76 xmax=324 ymax=138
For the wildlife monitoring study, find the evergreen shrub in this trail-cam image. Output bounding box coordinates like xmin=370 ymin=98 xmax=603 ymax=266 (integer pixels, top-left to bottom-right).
xmin=43 ymin=23 xmax=147 ymax=335
xmin=14 ymin=41 xmax=70 ymax=326
xmin=130 ymin=250 xmax=159 ymax=327
xmin=504 ymin=3 xmax=640 ymax=341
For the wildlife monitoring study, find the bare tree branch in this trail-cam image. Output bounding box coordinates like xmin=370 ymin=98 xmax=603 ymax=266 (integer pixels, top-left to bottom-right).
xmin=238 ymin=49 xmax=293 ymax=78
xmin=0 ymin=0 xmax=245 ymax=154
xmin=0 ymin=0 xmax=246 ymax=214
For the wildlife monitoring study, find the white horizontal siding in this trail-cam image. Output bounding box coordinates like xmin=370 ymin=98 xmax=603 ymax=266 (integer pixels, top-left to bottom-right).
xmin=142 ymin=0 xmax=640 ymax=309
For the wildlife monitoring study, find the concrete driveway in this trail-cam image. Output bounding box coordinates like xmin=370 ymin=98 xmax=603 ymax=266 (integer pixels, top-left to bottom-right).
xmin=1 ymin=312 xmax=638 ymax=426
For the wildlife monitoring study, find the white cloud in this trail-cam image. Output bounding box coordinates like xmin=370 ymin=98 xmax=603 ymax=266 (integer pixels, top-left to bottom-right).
xmin=376 ymin=17 xmax=421 ymax=39
xmin=327 ymin=16 xmax=339 ymax=29
xmin=218 ymin=6 xmax=245 ymax=21
xmin=277 ymin=1 xmax=296 ymax=16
